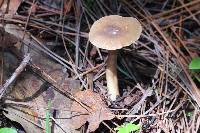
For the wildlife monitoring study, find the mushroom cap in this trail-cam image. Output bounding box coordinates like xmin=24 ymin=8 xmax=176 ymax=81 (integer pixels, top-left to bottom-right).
xmin=89 ymin=15 xmax=142 ymax=50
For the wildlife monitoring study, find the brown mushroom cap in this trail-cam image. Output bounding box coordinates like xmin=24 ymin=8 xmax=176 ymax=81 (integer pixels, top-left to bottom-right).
xmin=89 ymin=15 xmax=142 ymax=50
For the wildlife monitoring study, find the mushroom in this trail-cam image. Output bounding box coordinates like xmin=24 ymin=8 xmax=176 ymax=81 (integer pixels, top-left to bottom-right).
xmin=89 ymin=15 xmax=142 ymax=101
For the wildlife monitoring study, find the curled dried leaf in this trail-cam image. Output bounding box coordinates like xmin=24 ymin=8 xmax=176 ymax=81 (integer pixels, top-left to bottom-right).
xmin=71 ymin=89 xmax=115 ymax=132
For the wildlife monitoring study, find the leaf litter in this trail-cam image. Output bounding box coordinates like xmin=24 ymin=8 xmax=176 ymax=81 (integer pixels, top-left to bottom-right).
xmin=0 ymin=0 xmax=199 ymax=132
xmin=71 ymin=89 xmax=115 ymax=132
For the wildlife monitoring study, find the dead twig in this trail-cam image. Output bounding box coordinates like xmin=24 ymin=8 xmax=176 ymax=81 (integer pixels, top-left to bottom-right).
xmin=0 ymin=53 xmax=31 ymax=99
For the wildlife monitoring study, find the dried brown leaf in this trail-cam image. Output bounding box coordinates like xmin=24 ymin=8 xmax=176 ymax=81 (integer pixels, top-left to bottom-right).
xmin=8 ymin=0 xmax=21 ymax=14
xmin=0 ymin=0 xmax=21 ymax=14
xmin=0 ymin=27 xmax=18 ymax=48
xmin=64 ymin=0 xmax=73 ymax=14
xmin=71 ymin=89 xmax=115 ymax=132
xmin=7 ymin=51 xmax=80 ymax=133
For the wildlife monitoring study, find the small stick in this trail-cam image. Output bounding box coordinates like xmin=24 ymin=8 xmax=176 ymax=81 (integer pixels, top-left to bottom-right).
xmin=0 ymin=53 xmax=31 ymax=99
xmin=116 ymin=107 xmax=178 ymax=118
xmin=73 ymin=63 xmax=104 ymax=79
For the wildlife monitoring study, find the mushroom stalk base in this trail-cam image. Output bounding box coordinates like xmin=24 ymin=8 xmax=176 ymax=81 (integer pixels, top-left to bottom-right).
xmin=106 ymin=50 xmax=119 ymax=101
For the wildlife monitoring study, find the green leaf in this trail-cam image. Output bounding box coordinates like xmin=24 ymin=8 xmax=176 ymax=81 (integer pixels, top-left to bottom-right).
xmin=0 ymin=128 xmax=17 ymax=133
xmin=126 ymin=123 xmax=140 ymax=131
xmin=186 ymin=112 xmax=193 ymax=117
xmin=115 ymin=123 xmax=140 ymax=133
xmin=189 ymin=57 xmax=200 ymax=70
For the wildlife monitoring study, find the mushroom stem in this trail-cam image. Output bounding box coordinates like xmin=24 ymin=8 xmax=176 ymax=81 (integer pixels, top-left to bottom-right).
xmin=106 ymin=50 xmax=119 ymax=101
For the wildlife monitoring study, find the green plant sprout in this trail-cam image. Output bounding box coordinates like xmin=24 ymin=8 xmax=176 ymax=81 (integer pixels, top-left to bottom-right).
xmin=114 ymin=123 xmax=140 ymax=133
xmin=0 ymin=128 xmax=17 ymax=133
xmin=189 ymin=57 xmax=200 ymax=82
xmin=186 ymin=112 xmax=193 ymax=117
xmin=189 ymin=57 xmax=200 ymax=70
xmin=45 ymin=100 xmax=52 ymax=133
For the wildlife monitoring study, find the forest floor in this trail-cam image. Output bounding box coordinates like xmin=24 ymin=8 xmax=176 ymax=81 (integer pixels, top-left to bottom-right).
xmin=0 ymin=0 xmax=199 ymax=133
